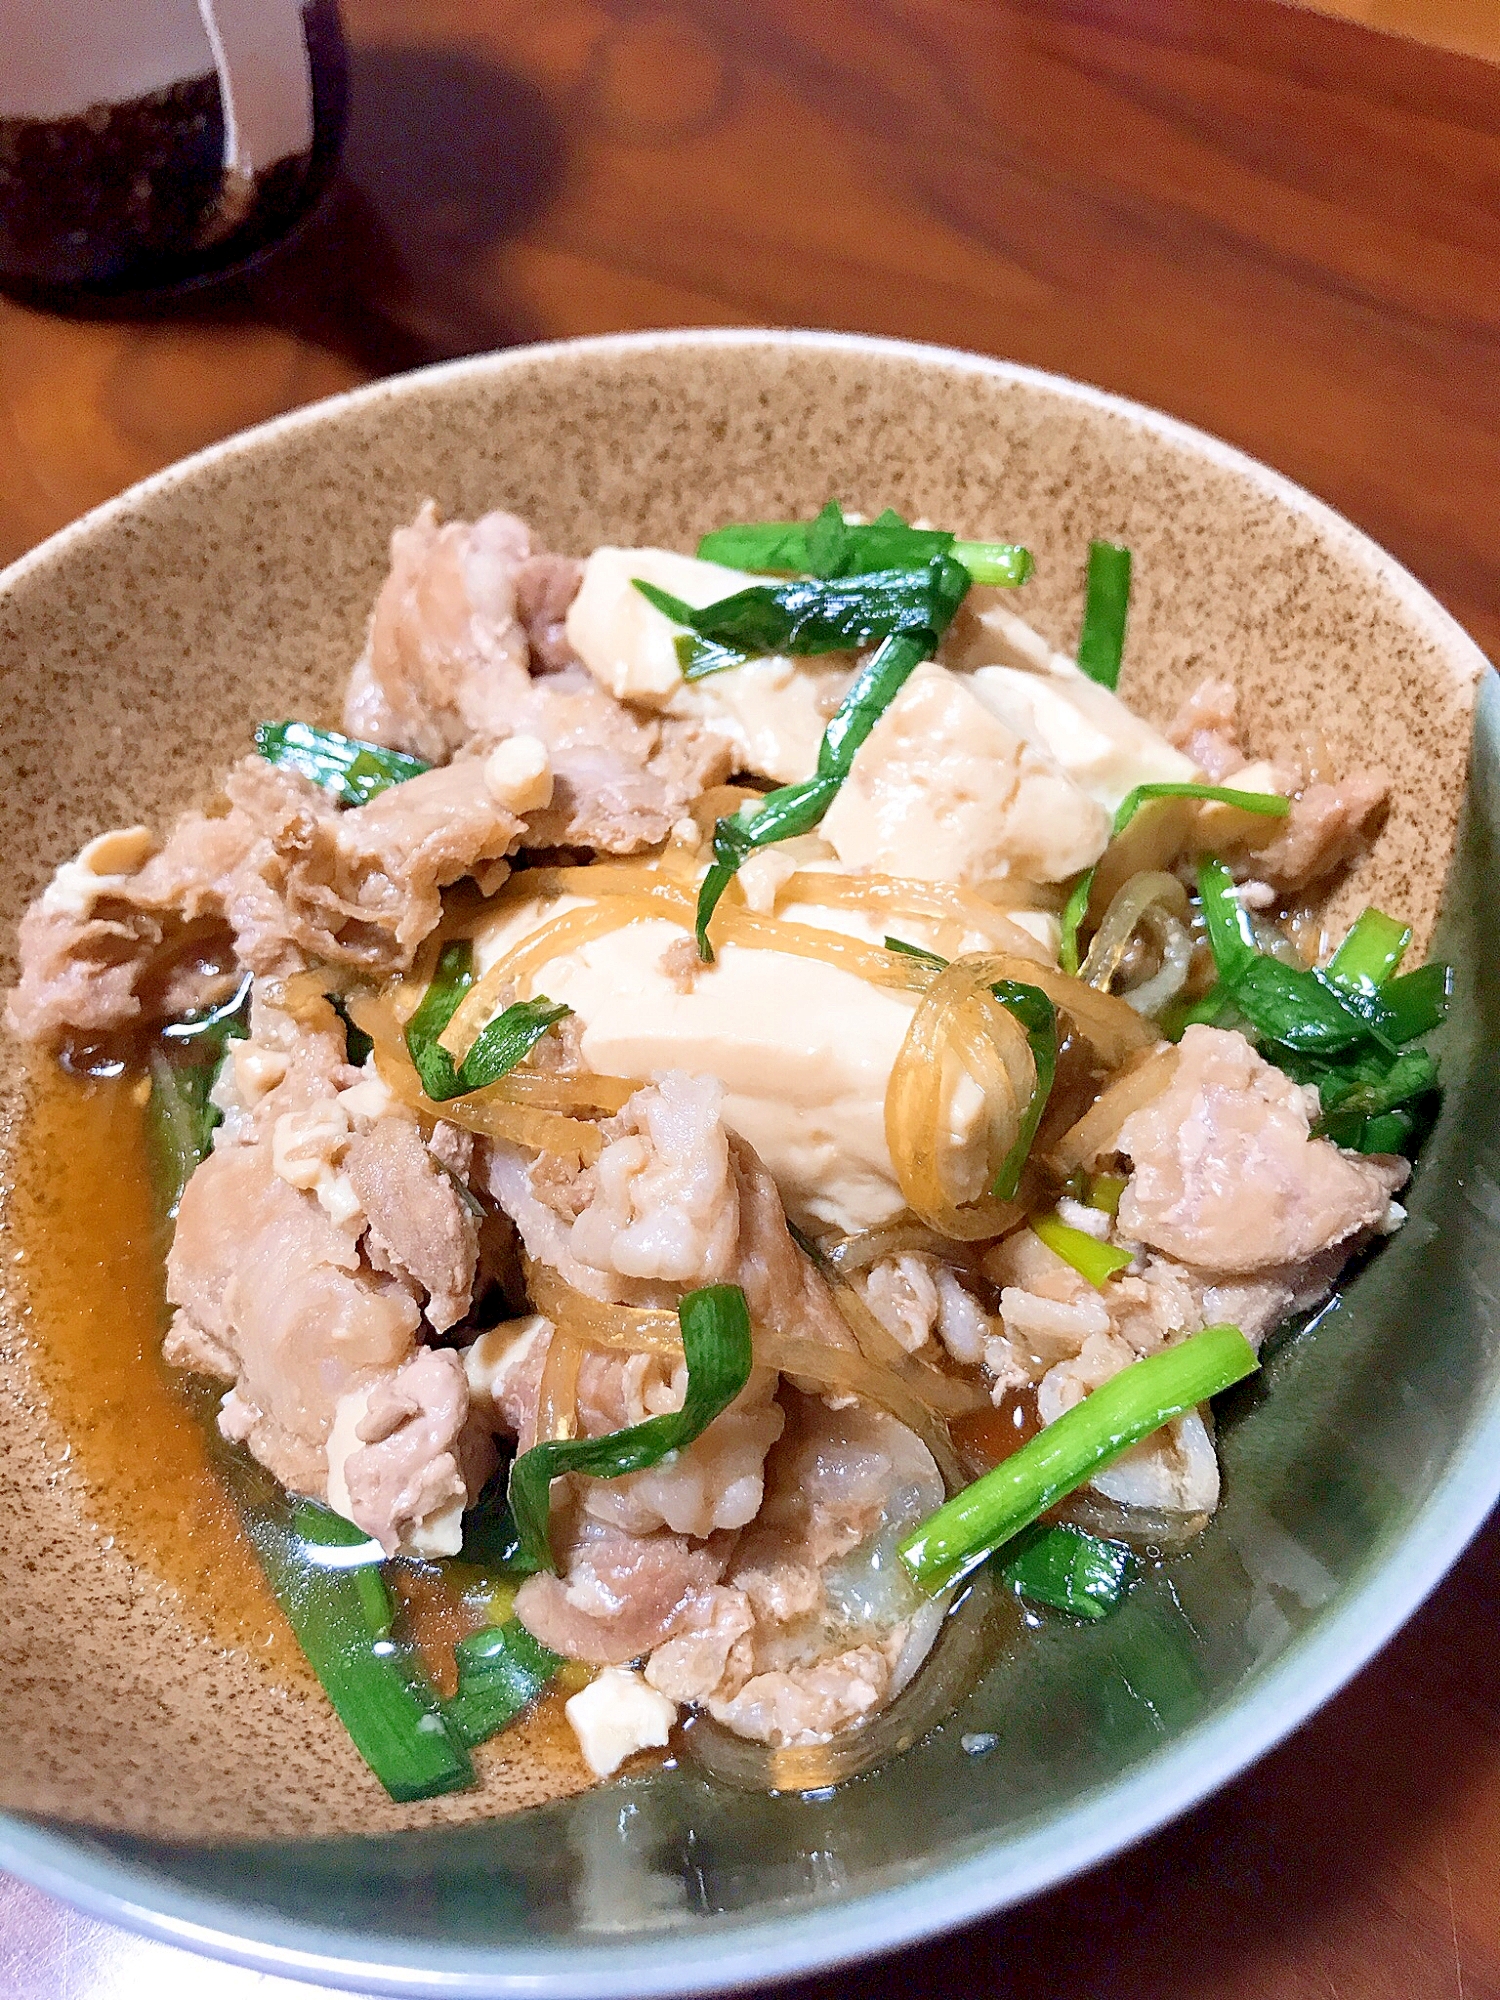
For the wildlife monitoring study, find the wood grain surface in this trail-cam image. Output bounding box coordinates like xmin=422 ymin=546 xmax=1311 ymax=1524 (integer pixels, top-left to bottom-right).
xmin=2 ymin=1 xmax=1498 ymax=1994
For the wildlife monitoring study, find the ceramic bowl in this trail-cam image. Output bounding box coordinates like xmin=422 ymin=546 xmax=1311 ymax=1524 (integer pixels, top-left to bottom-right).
xmin=0 ymin=331 xmax=1495 ymax=1996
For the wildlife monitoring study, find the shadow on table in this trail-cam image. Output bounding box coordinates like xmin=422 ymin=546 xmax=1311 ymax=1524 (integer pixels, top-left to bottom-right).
xmin=765 ymin=1508 xmax=1500 ymax=2000
xmin=91 ymin=38 xmax=569 ymax=375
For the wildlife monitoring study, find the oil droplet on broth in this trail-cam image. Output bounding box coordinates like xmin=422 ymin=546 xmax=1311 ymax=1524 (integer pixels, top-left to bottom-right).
xmin=10 ymin=1056 xmax=304 ymax=1682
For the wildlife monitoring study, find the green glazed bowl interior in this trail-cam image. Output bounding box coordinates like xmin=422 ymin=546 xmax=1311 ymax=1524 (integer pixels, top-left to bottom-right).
xmin=0 ymin=332 xmax=1496 ymax=1997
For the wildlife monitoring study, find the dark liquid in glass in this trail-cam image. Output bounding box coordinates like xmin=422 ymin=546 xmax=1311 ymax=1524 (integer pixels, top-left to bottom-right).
xmin=0 ymin=0 xmax=346 ymax=308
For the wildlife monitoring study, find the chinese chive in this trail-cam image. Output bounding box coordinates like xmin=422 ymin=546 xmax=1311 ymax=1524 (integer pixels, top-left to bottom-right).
xmin=1030 ymin=1212 xmax=1133 ymax=1289
xmin=898 ymin=1324 xmax=1258 ymax=1592
xmin=999 ymin=1524 xmax=1133 ymax=1619
xmin=255 ymin=721 xmax=429 ymax=807
xmin=1076 ymin=540 xmax=1132 ymax=691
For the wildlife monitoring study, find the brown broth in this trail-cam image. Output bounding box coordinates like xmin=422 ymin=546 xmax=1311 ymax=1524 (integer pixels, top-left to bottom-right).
xmin=11 ymin=1055 xmax=305 ymax=1681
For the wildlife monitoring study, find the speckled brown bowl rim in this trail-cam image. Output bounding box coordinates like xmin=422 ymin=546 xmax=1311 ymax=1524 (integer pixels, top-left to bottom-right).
xmin=0 ymin=329 xmax=1496 ymax=1999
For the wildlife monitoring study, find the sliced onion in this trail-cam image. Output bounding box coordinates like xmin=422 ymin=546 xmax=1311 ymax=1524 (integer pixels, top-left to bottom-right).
xmin=1080 ymin=871 xmax=1188 ymax=992
xmin=1048 ymin=1045 xmax=1180 ymax=1173
xmin=829 ymin=1283 xmax=987 ymax=1420
xmin=823 ymin=1221 xmax=976 ymax=1275
xmin=536 ymin=1325 xmax=584 ymax=1444
xmin=755 ymin=1332 xmax=964 ymax=1490
xmin=525 ymin=1258 xmax=683 ymax=1358
xmin=1119 ymin=907 xmax=1193 ymax=1018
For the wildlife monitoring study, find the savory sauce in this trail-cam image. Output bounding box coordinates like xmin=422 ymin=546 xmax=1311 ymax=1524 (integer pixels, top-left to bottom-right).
xmin=9 ymin=1055 xmax=304 ymax=1671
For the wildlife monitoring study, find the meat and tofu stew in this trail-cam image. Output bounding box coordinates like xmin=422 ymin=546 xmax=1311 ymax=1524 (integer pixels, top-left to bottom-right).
xmin=6 ymin=501 xmax=1447 ymax=1800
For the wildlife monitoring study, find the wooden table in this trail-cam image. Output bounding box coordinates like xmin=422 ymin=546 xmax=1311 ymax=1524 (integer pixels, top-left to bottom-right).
xmin=3 ymin=1 xmax=1498 ymax=1992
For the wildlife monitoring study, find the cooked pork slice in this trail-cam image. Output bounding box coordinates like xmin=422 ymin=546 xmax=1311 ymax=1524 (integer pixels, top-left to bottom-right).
xmin=344 ymin=1116 xmax=480 ymax=1334
xmin=342 ymin=502 xmax=729 ymax=850
xmin=644 ymin=1394 xmax=946 ymax=1746
xmin=166 ymin=1140 xmax=420 ymax=1496
xmin=1248 ymin=770 xmax=1389 ymax=891
xmin=513 ymin=1516 xmax=734 ymax=1666
xmin=331 ymin=1345 xmax=495 ymax=1559
xmin=221 ymin=755 xmax=523 ymax=978
xmin=1115 ymin=1025 xmax=1406 ymax=1273
xmin=515 ymin=552 xmax=586 ymax=672
xmin=6 ymin=817 xmax=251 ymax=1048
xmin=343 ymin=502 xmax=537 ymax=761
xmin=1167 ymin=676 xmax=1244 ymax=781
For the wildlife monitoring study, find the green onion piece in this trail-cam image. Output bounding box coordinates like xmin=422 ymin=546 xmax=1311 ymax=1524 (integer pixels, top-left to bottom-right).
xmin=991 ymin=980 xmax=1058 ymax=1201
xmin=1378 ymin=961 xmax=1452 ymax=1044
xmin=508 ymin=1283 xmax=755 ymax=1572
xmin=147 ymin=981 xmax=252 ymax=1220
xmin=1326 ymin=908 xmax=1411 ymax=995
xmin=634 ymin=554 xmax=968 ymax=659
xmin=328 ymin=993 xmax=374 ymax=1067
xmin=402 ymin=939 xmax=569 ymax=1101
xmin=1086 ymin=1171 xmax=1129 ymax=1216
xmin=676 ymin=632 xmax=749 ymax=681
xmin=696 ymin=503 xmax=1033 ymax=587
xmin=255 ymin=721 xmax=429 ymax=807
xmin=899 ymin=1324 xmax=1259 ymax=1592
xmin=403 ymin=939 xmax=474 ymax=1099
xmin=243 ymin=1501 xmax=473 ymax=1802
xmin=999 ymin=1524 xmax=1133 ymax=1618
xmin=444 ymin=1618 xmax=561 ymax=1749
xmin=1076 ymin=540 xmax=1133 ymax=690
xmin=1031 ymin=1212 xmax=1133 ymax=1289
xmin=696 ymin=626 xmax=936 ymax=957
xmin=1056 ymin=785 xmax=1288 ymax=977
xmin=1358 ymin=1108 xmax=1416 ymax=1154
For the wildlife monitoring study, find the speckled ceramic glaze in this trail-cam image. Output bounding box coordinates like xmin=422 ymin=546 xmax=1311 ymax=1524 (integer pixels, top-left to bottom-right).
xmin=0 ymin=332 xmax=1495 ymax=1996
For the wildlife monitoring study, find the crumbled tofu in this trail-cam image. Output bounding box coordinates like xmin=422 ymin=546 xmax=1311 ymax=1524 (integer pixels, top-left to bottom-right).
xmin=39 ymin=825 xmax=156 ymax=918
xmin=462 ymin=1315 xmax=551 ymax=1422
xmin=565 ymin=1667 xmax=678 ymax=1777
xmin=484 ymin=733 xmax=554 ymax=813
xmin=271 ymin=1101 xmax=350 ymax=1191
xmin=967 ymin=665 xmax=1199 ymax=817
xmin=337 ymin=1061 xmax=396 ymax=1124
xmin=564 ymin=547 xmax=851 ymax=783
xmin=231 ymin=1044 xmax=290 ymax=1107
xmin=566 ymin=547 xmax=759 ymax=704
xmin=324 ymin=1382 xmax=466 ymax=1557
xmin=820 ymin=662 xmax=1109 ymax=885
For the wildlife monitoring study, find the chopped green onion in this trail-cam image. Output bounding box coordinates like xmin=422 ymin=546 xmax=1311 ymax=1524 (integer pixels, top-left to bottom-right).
xmin=243 ymin=1501 xmax=473 ymax=1801
xmin=509 ymin=1283 xmax=754 ymax=1572
xmin=329 ymin=993 xmax=375 ymax=1067
xmin=1325 ymin=908 xmax=1411 ymax=995
xmin=1378 ymin=961 xmax=1452 ymax=1044
xmin=255 ymin=721 xmax=429 ymax=807
xmin=1031 ymin=1212 xmax=1133 ymax=1289
xmin=1076 ymin=540 xmax=1132 ymax=691
xmin=1085 ymin=1172 xmax=1129 ymax=1217
xmin=696 ymin=502 xmax=1033 ymax=588
xmin=1357 ymin=1109 xmax=1417 ymax=1154
xmin=403 ymin=939 xmax=569 ymax=1101
xmin=444 ymin=1618 xmax=561 ymax=1748
xmin=882 ymin=939 xmax=1055 ymax=1201
xmin=676 ymin=632 xmax=749 ymax=681
xmin=999 ymin=1524 xmax=1133 ymax=1619
xmin=898 ymin=1324 xmax=1258 ymax=1592
xmin=147 ymin=981 xmax=251 ymax=1220
xmin=634 ymin=553 xmax=969 ymax=660
xmin=1056 ymin=784 xmax=1289 ymax=976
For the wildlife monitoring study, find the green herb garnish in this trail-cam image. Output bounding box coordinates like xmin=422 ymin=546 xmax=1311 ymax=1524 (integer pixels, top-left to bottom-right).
xmin=402 ymin=939 xmax=569 ymax=1103
xmin=509 ymin=1283 xmax=754 ymax=1572
xmin=999 ymin=1524 xmax=1133 ymax=1619
xmin=696 ymin=501 xmax=1034 ymax=588
xmin=1076 ymin=539 xmax=1133 ymax=691
xmin=899 ymin=1324 xmax=1258 ymax=1593
xmin=444 ymin=1618 xmax=561 ymax=1749
xmin=255 ymin=721 xmax=429 ymax=807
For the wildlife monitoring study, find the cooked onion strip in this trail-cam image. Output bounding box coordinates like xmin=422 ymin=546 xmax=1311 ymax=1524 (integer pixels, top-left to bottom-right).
xmin=526 ymin=1259 xmax=683 ymax=1359
xmin=830 ymin=1283 xmax=986 ymax=1419
xmin=757 ymin=1333 xmax=964 ymax=1491
xmin=536 ymin=1326 xmax=584 ymax=1444
xmin=1080 ymin=872 xmax=1188 ymax=991
xmin=440 ymin=900 xmax=656 ymax=1058
xmin=1119 ymin=907 xmax=1193 ymax=1018
xmin=884 ymin=955 xmax=1032 ymax=1242
xmin=346 ymin=990 xmax=606 ymax=1161
xmin=823 ymin=1221 xmax=973 ymax=1274
xmin=1049 ymin=1045 xmax=1180 ymax=1173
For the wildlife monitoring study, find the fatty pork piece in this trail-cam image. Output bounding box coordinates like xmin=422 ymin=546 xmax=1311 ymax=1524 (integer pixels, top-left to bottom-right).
xmin=979 ymin=1025 xmax=1407 ymax=1516
xmin=5 ymin=755 xmax=525 ymax=1050
xmin=343 ymin=502 xmax=730 ymax=851
xmin=644 ymin=1393 xmax=947 ymax=1748
xmin=164 ymin=990 xmax=493 ymax=1555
